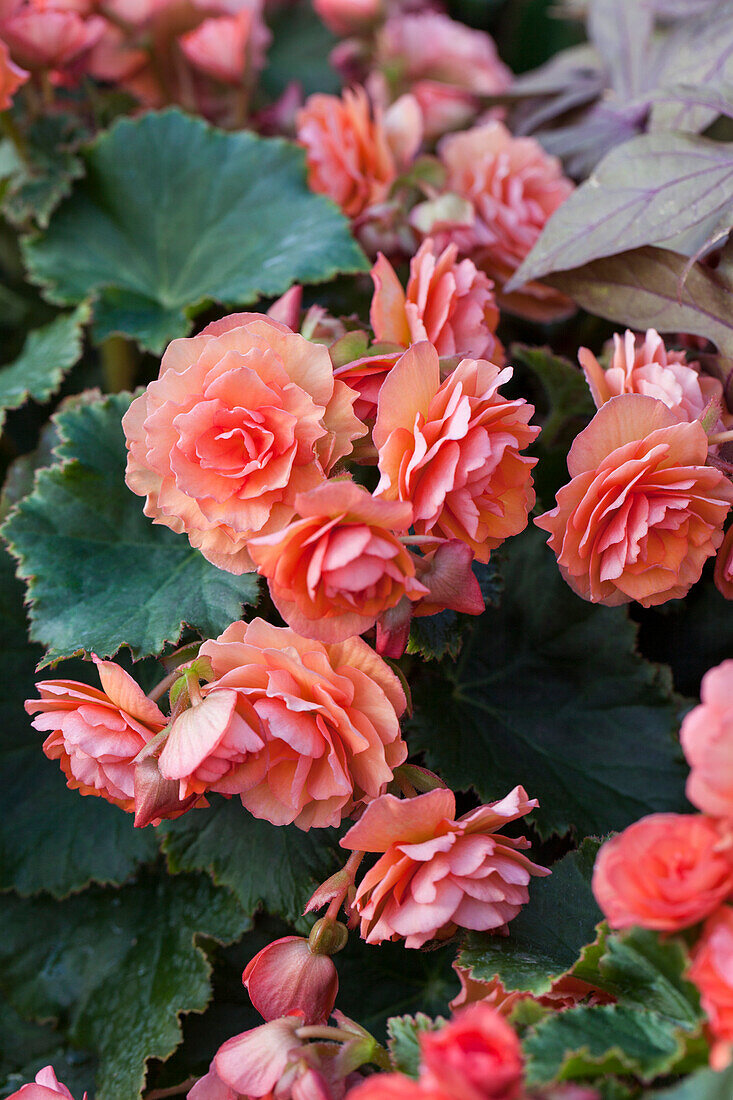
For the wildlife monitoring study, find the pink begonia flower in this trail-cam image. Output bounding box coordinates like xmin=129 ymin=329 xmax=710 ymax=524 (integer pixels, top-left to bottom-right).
xmin=296 ymin=86 xmax=422 ymax=219
xmin=450 ymin=967 xmax=613 ymax=1014
xmin=373 ymin=11 xmax=511 ymax=139
xmin=579 ymin=329 xmax=725 ymax=424
xmin=0 ymin=1 xmax=106 ymax=70
xmin=373 ymin=342 xmax=539 ymax=563
xmin=689 ymin=907 xmax=733 ymax=1069
xmin=592 ymin=813 xmax=733 ymax=932
xmin=123 ymin=313 xmax=365 ymax=574
xmin=370 ymin=239 xmax=503 ymax=364
xmin=535 ymin=395 xmax=733 ymax=607
xmin=345 ymin=1078 xmax=447 ymax=1099
xmin=341 ymin=786 xmax=549 ymax=948
xmin=6 ymin=1066 xmax=85 ymax=1100
xmin=313 ymin=0 xmax=382 ymax=37
xmin=420 ymin=1004 xmax=523 ymax=1100
xmin=158 ymin=618 xmax=407 ymax=829
xmin=248 ymin=480 xmax=428 ymax=644
xmin=179 ymin=9 xmax=258 ymax=84
xmin=333 ymin=348 xmax=402 ymax=426
xmin=434 ymin=121 xmax=574 ymax=321
xmin=0 ymin=35 xmax=27 ymax=105
xmin=715 ymin=524 xmax=733 ymax=600
xmin=680 ymin=660 xmax=733 ymax=818
xmin=243 ymin=935 xmax=338 ymax=1024
xmin=25 ymin=657 xmax=166 ymax=812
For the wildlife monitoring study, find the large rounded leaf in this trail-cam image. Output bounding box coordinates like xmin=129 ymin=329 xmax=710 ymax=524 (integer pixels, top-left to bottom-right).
xmin=23 ymin=110 xmax=367 ymax=353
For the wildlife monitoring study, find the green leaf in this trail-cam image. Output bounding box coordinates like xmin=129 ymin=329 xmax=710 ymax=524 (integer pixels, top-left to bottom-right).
xmin=0 ymin=999 xmax=96 ymax=1098
xmin=262 ymin=4 xmax=341 ymax=98
xmin=2 ymin=392 xmax=260 ymax=663
xmin=643 ymin=1063 xmax=733 ymax=1099
xmin=1 ymin=114 xmax=86 ymax=230
xmin=547 ymin=246 xmax=733 ymax=357
xmin=406 ymin=527 xmax=687 ymax=838
xmin=512 ymin=343 xmax=594 ymax=448
xmin=23 ymin=110 xmax=367 ymax=353
xmin=510 ymin=133 xmax=733 ymax=289
xmin=387 ymin=1014 xmax=443 ymax=1078
xmin=160 ymin=795 xmax=342 ymax=925
xmin=0 ymin=873 xmax=249 ymax=1100
xmin=458 ymin=840 xmax=603 ymax=994
xmin=575 ymin=927 xmax=702 ymax=1030
xmin=0 ymin=544 xmax=158 ymax=897
xmin=524 ymin=1004 xmax=694 ymax=1086
xmin=0 ymin=305 xmax=89 ymax=432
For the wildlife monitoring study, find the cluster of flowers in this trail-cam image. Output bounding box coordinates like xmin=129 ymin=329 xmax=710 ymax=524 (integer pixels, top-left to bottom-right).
xmin=592 ymin=660 xmax=733 ymax=1068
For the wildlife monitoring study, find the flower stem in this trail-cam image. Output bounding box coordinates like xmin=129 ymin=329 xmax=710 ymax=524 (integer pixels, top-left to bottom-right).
xmin=709 ymin=429 xmax=733 ymax=445
xmin=147 ymin=670 xmax=179 ymax=705
xmin=145 ymin=1078 xmax=198 ymax=1100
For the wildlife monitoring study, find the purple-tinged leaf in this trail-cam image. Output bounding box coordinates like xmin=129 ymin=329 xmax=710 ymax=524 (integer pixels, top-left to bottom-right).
xmin=649 ymin=82 xmax=733 ymax=126
xmin=587 ymin=0 xmax=655 ymax=97
xmin=546 ymin=246 xmax=733 ymax=356
xmin=652 ymin=6 xmax=733 ymax=132
xmin=509 ymin=133 xmax=733 ymax=289
xmin=538 ymin=101 xmax=649 ymax=177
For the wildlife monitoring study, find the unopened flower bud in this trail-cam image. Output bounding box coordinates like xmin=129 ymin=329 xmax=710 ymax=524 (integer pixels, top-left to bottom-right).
xmin=243 ymin=936 xmax=338 ymax=1025
xmin=309 ymin=917 xmax=348 ymax=956
xmin=133 ymin=756 xmax=202 ymax=828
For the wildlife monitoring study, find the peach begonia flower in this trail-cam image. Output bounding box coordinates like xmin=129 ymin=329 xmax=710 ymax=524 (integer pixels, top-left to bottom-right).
xmin=450 ymin=967 xmax=613 ymax=1014
xmin=435 ymin=121 xmax=574 ymax=321
xmin=370 ymin=238 xmax=503 ymax=364
xmin=179 ymin=8 xmax=258 ymax=84
xmin=158 ymin=618 xmax=407 ymax=830
xmin=6 ymin=1067 xmax=86 ymax=1100
xmin=680 ymin=660 xmax=733 ymax=819
xmin=341 ymin=786 xmax=549 ymax=948
xmin=333 ymin=347 xmax=402 ymax=426
xmin=0 ymin=35 xmax=27 ymax=106
xmin=689 ymin=907 xmax=733 ymax=1069
xmin=420 ymin=1004 xmax=523 ymax=1100
xmin=248 ymin=480 xmax=428 ymax=644
xmin=25 ymin=657 xmax=166 ymax=812
xmin=535 ymin=394 xmax=733 ymax=607
xmin=123 ymin=312 xmax=365 ymax=574
xmin=579 ymin=329 xmax=724 ymax=424
xmin=592 ymin=813 xmax=733 ymax=932
xmin=313 ymin=0 xmax=382 ymax=37
xmin=715 ymin=524 xmax=733 ymax=599
xmin=243 ymin=935 xmax=338 ymax=1025
xmin=373 ymin=11 xmax=511 ymax=139
xmin=296 ymin=85 xmax=422 ymax=219
xmin=374 ymin=342 xmax=539 ymax=563
xmin=0 ymin=1 xmax=106 ymax=70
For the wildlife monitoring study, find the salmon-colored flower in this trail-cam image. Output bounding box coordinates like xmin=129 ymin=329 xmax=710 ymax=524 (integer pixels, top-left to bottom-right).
xmin=579 ymin=329 xmax=724 ymax=424
xmin=689 ymin=907 xmax=733 ymax=1063
xmin=297 ymin=85 xmax=421 ymax=219
xmin=341 ymin=786 xmax=549 ymax=948
xmin=243 ymin=935 xmax=338 ymax=1025
xmin=420 ymin=1004 xmax=523 ymax=1100
xmin=450 ymin=968 xmax=613 ymax=1014
xmin=179 ymin=8 xmax=261 ymax=84
xmin=535 ymin=395 xmax=733 ymax=607
xmin=435 ymin=121 xmax=574 ymax=320
xmin=248 ymin=480 xmax=428 ymax=643
xmin=25 ymin=658 xmax=166 ymax=812
xmin=0 ymin=36 xmax=27 ymax=106
xmin=158 ymin=618 xmax=407 ymax=829
xmin=345 ymin=1080 xmax=443 ymax=1100
xmin=680 ymin=661 xmax=733 ymax=819
xmin=374 ymin=342 xmax=539 ymax=563
xmin=333 ymin=347 xmax=402 ymax=427
xmin=592 ymin=813 xmax=733 ymax=932
xmin=0 ymin=1 xmax=106 ymax=70
xmin=370 ymin=239 xmax=503 ymax=363
xmin=6 ymin=1066 xmax=86 ymax=1100
xmin=313 ymin=0 xmax=382 ymax=36
xmin=123 ymin=313 xmax=364 ymax=574
xmin=715 ymin=524 xmax=733 ymax=599
xmin=374 ymin=12 xmax=511 ymax=139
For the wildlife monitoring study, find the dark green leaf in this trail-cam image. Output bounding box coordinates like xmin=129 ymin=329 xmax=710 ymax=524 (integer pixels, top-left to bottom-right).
xmin=0 ymin=305 xmax=89 ymax=432
xmin=160 ymin=795 xmax=342 ymax=925
xmin=2 ymin=393 xmax=260 ymax=663
xmin=262 ymin=4 xmax=341 ymax=98
xmin=387 ymin=1014 xmax=443 ymax=1078
xmin=0 ymin=873 xmax=249 ymax=1100
xmin=0 ymin=545 xmax=158 ymax=897
xmin=459 ymin=840 xmax=603 ymax=994
xmin=1 ymin=115 xmax=86 ymax=230
xmin=511 ymin=134 xmax=733 ymax=289
xmin=0 ymin=999 xmax=96 ymax=1098
xmin=23 ymin=110 xmax=367 ymax=353
xmin=406 ymin=527 xmax=687 ymax=838
xmin=524 ymin=1004 xmax=695 ymax=1085
xmin=643 ymin=1063 xmax=733 ymax=1098
xmin=512 ymin=343 xmax=594 ymax=448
